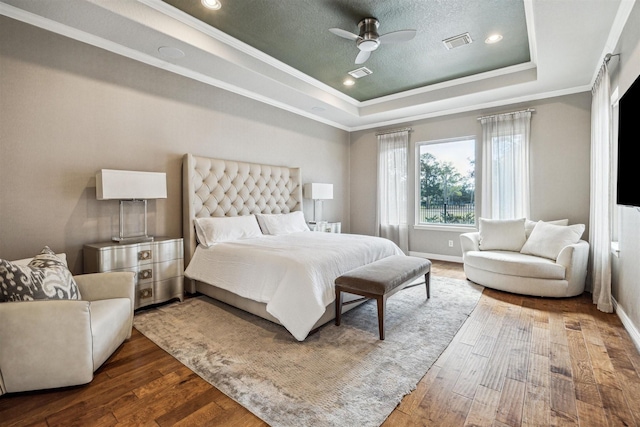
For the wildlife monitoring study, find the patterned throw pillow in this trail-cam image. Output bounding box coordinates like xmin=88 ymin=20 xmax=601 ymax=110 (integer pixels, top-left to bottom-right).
xmin=0 ymin=247 xmax=81 ymax=302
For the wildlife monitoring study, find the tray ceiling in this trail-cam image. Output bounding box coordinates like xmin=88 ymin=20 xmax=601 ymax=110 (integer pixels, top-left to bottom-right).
xmin=162 ymin=0 xmax=531 ymax=102
xmin=0 ymin=0 xmax=631 ymax=130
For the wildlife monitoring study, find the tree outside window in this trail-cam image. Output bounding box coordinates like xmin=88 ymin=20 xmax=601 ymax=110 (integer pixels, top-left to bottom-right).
xmin=417 ymin=138 xmax=476 ymax=225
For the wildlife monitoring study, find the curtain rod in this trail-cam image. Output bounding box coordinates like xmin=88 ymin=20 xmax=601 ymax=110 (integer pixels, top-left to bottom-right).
xmin=477 ymin=108 xmax=535 ymax=121
xmin=604 ymin=53 xmax=620 ymax=64
xmin=375 ymin=127 xmax=413 ymax=136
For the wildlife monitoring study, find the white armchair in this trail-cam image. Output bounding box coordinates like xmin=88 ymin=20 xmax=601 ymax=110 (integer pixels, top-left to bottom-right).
xmin=0 ymin=270 xmax=135 ymax=395
xmin=460 ymin=219 xmax=589 ymax=298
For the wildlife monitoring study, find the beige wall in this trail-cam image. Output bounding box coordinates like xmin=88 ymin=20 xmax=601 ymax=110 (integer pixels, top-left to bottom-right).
xmin=0 ymin=16 xmax=350 ymax=274
xmin=350 ymin=92 xmax=592 ymax=259
xmin=609 ymin=0 xmax=640 ymax=346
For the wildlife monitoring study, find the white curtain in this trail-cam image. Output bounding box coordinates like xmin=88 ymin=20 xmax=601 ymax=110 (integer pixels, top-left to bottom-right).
xmin=377 ymin=130 xmax=409 ymax=253
xmin=589 ymin=63 xmax=613 ymax=313
xmin=481 ymin=111 xmax=531 ymax=219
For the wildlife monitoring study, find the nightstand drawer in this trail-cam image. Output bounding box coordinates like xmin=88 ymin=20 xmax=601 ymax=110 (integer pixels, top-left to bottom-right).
xmin=136 ymin=259 xmax=184 ymax=284
xmin=83 ymin=237 xmax=184 ymax=309
xmin=90 ymin=243 xmax=153 ymax=270
xmin=136 ymin=276 xmax=183 ymax=309
xmin=84 ymin=239 xmax=182 ymax=271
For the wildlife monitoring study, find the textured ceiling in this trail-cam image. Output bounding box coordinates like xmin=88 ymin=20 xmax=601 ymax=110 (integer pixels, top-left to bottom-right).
xmin=162 ymin=0 xmax=530 ymax=102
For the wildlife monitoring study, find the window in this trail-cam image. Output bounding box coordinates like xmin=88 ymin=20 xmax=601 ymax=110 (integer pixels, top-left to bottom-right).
xmin=416 ymin=137 xmax=476 ymax=226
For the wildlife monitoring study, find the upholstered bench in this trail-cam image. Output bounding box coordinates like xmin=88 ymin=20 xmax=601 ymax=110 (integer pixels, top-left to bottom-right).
xmin=334 ymin=255 xmax=431 ymax=340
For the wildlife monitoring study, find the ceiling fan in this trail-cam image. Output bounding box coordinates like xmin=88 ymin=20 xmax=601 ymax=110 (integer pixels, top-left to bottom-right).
xmin=329 ymin=18 xmax=417 ymax=65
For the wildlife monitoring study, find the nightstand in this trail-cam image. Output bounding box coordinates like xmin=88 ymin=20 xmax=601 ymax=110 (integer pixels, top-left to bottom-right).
xmin=83 ymin=237 xmax=184 ymax=309
xmin=309 ymin=221 xmax=341 ymax=233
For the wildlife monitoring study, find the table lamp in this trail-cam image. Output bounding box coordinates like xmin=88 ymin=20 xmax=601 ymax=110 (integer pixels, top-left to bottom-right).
xmin=303 ymin=183 xmax=333 ymax=223
xmin=96 ymin=169 xmax=167 ymax=243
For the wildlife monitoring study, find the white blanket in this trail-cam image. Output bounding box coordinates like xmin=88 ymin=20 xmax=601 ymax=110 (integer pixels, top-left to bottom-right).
xmin=184 ymin=232 xmax=404 ymax=340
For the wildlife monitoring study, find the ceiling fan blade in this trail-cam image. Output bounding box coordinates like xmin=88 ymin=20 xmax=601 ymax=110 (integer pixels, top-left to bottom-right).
xmin=329 ymin=28 xmax=360 ymax=41
xmin=355 ymin=50 xmax=371 ymax=64
xmin=379 ymin=29 xmax=417 ymax=43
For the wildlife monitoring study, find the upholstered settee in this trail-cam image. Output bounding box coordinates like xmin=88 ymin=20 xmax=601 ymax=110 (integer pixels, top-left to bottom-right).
xmin=460 ymin=218 xmax=589 ymax=298
xmin=0 ymin=251 xmax=135 ymax=395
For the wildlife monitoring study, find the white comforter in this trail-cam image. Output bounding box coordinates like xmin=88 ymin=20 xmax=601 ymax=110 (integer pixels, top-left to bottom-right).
xmin=184 ymin=232 xmax=404 ymax=340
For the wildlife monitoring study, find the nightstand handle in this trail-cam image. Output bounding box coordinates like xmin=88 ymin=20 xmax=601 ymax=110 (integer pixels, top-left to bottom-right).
xmin=139 ymin=269 xmax=152 ymax=280
xmin=138 ymin=250 xmax=152 ymax=261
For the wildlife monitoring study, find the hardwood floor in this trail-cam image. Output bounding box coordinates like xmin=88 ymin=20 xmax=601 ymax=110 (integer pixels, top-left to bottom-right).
xmin=1 ymin=260 xmax=639 ymax=426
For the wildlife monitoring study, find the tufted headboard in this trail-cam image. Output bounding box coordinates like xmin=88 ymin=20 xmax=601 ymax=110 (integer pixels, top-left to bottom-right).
xmin=182 ymin=154 xmax=303 ymax=290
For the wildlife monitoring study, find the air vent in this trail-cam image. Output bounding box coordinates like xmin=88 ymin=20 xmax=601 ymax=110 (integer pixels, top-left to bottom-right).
xmin=442 ymin=33 xmax=473 ymax=50
xmin=348 ymin=67 xmax=373 ymax=79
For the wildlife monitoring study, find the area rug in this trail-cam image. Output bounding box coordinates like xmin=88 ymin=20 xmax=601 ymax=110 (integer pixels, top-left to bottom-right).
xmin=133 ymin=277 xmax=483 ymax=427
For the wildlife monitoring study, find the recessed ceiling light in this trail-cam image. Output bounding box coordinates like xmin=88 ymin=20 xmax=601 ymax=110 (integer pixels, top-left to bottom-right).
xmin=485 ymin=34 xmax=503 ymax=44
xmin=343 ymin=79 xmax=355 ymax=86
xmin=202 ymin=0 xmax=221 ymax=10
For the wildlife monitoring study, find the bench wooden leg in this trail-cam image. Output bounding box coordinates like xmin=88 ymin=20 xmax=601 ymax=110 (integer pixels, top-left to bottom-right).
xmin=425 ymin=271 xmax=431 ymax=299
xmin=377 ymin=295 xmax=386 ymax=340
xmin=335 ymin=288 xmax=343 ymax=326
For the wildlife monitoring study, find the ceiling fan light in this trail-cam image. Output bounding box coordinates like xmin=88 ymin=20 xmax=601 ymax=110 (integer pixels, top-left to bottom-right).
xmin=202 ymin=0 xmax=221 ymax=10
xmin=358 ymin=39 xmax=379 ymax=52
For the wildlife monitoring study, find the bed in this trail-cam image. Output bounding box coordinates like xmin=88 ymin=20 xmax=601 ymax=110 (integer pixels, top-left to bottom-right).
xmin=182 ymin=154 xmax=404 ymax=341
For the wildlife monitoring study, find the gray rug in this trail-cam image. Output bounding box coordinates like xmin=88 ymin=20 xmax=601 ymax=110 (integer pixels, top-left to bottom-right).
xmin=133 ymin=277 xmax=483 ymax=427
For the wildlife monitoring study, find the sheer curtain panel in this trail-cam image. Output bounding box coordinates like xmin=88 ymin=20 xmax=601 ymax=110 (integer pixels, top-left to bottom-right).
xmin=589 ymin=63 xmax=613 ymax=313
xmin=481 ymin=111 xmax=531 ymax=219
xmin=377 ymin=130 xmax=409 ymax=253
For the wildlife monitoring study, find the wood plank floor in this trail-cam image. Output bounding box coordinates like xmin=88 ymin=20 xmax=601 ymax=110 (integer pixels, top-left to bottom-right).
xmin=1 ymin=260 xmax=639 ymax=426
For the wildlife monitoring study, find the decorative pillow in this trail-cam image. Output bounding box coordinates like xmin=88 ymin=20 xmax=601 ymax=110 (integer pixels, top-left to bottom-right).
xmin=194 ymin=215 xmax=263 ymax=247
xmin=478 ymin=218 xmax=527 ymax=251
xmin=10 ymin=252 xmax=68 ymax=266
xmin=255 ymin=211 xmax=309 ymax=235
xmin=525 ymin=219 xmax=569 ymax=238
xmin=520 ymin=222 xmax=585 ymax=260
xmin=0 ymin=247 xmax=81 ymax=302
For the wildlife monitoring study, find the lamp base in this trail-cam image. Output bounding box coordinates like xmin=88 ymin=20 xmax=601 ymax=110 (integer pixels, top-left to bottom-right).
xmin=112 ymin=235 xmax=155 ymax=244
xmin=114 ymin=200 xmax=154 ymax=244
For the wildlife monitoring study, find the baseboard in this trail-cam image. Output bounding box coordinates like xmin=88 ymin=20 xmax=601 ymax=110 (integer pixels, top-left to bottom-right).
xmin=612 ymin=297 xmax=640 ymax=353
xmin=409 ymin=251 xmax=463 ymax=264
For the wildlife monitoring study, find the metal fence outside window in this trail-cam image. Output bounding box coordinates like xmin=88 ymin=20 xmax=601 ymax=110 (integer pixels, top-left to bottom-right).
xmin=418 ymin=203 xmax=475 ymax=224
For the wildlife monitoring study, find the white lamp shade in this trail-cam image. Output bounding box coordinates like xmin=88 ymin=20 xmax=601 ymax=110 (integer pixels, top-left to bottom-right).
xmin=96 ymin=169 xmax=167 ymax=200
xmin=303 ymin=183 xmax=333 ymax=200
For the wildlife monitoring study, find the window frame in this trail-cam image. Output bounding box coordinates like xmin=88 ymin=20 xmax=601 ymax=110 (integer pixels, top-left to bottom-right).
xmin=414 ymin=136 xmax=478 ymax=232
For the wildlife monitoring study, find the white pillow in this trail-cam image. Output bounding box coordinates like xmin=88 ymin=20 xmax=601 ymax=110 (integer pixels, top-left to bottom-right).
xmin=255 ymin=211 xmax=309 ymax=235
xmin=520 ymin=221 xmax=585 ymax=260
xmin=194 ymin=215 xmax=262 ymax=247
xmin=525 ymin=219 xmax=569 ymax=238
xmin=478 ymin=218 xmax=527 ymax=251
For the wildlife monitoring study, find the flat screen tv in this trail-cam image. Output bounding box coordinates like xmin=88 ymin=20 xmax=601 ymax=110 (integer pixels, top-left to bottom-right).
xmin=616 ymin=72 xmax=640 ymax=207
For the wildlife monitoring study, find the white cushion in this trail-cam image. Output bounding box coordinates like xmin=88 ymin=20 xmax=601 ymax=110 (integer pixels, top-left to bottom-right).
xmin=520 ymin=222 xmax=585 ymax=260
xmin=464 ymin=250 xmax=566 ymax=280
xmin=193 ymin=215 xmax=263 ymax=247
xmin=478 ymin=218 xmax=527 ymax=251
xmin=255 ymin=211 xmax=309 ymax=235
xmin=525 ymin=219 xmax=569 ymax=238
